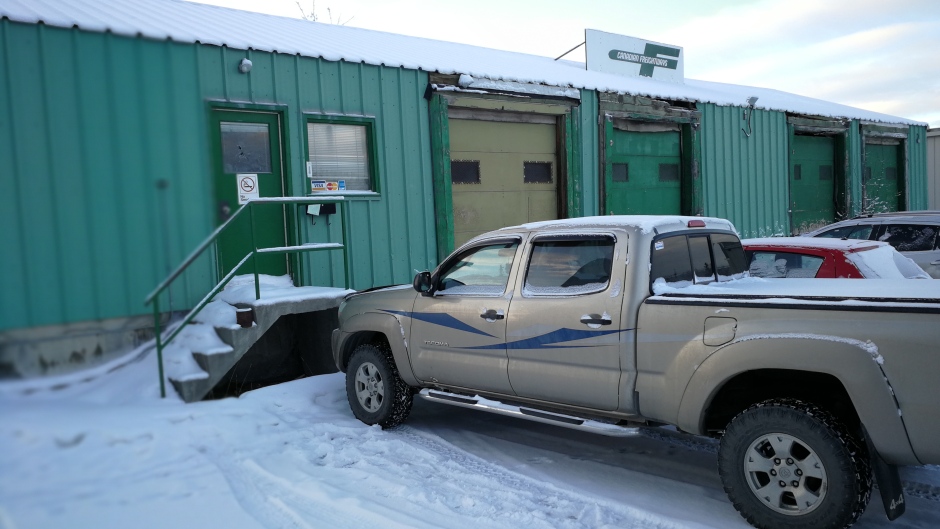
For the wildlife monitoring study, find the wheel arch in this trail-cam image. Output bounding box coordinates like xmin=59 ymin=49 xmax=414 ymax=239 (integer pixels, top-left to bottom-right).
xmin=677 ymin=336 xmax=919 ymax=465
xmin=335 ymin=312 xmax=420 ymax=386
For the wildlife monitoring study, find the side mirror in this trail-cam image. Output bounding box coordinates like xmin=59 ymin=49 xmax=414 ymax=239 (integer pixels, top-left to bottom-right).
xmin=413 ymin=271 xmax=432 ymax=294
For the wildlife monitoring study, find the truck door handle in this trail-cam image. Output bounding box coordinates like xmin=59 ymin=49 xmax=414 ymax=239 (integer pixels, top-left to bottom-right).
xmin=931 ymin=260 xmax=940 ymax=265
xmin=580 ymin=314 xmax=611 ymax=326
xmin=480 ymin=309 xmax=504 ymax=320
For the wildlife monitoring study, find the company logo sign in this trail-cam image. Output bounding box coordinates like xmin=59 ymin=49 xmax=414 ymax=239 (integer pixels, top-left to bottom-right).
xmin=607 ymin=44 xmax=680 ymax=77
xmin=585 ymin=30 xmax=684 ymax=84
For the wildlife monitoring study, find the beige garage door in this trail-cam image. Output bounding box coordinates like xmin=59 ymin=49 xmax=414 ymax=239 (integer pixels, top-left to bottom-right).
xmin=449 ymin=118 xmax=558 ymax=247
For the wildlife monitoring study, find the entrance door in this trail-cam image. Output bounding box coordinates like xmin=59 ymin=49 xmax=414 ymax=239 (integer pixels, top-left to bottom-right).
xmin=210 ymin=109 xmax=288 ymax=276
xmin=607 ymin=126 xmax=681 ymax=215
xmin=449 ymin=119 xmax=558 ymax=247
xmin=789 ymin=135 xmax=836 ymax=234
xmin=864 ymin=142 xmax=901 ymax=213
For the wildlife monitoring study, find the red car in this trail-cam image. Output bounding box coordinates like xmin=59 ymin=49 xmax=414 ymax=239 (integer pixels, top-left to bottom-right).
xmin=742 ymin=237 xmax=929 ymax=279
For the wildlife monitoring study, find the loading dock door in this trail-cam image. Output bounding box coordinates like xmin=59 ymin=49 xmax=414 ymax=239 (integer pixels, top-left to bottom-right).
xmin=789 ymin=135 xmax=836 ymax=234
xmin=865 ymin=142 xmax=901 ymax=213
xmin=449 ymin=119 xmax=558 ymax=247
xmin=606 ymin=125 xmax=681 ymax=215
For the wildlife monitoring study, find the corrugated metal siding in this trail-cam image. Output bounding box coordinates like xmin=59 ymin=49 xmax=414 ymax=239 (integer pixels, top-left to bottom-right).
xmin=698 ymin=103 xmax=789 ymax=237
xmin=578 ymin=89 xmax=600 ymax=217
xmin=907 ymin=125 xmax=929 ymax=210
xmin=1 ymin=20 xmax=435 ymax=332
xmin=1 ymin=21 xmax=213 ymax=331
xmin=929 ymin=130 xmax=940 ymax=209
xmin=194 ymin=46 xmax=436 ymax=289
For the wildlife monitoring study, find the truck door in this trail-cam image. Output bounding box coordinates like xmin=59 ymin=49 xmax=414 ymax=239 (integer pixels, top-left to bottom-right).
xmin=505 ymin=233 xmax=626 ymax=410
xmin=409 ymin=238 xmax=520 ymax=394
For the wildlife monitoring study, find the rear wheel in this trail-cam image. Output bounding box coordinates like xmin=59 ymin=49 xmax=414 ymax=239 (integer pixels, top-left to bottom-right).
xmin=718 ymin=399 xmax=871 ymax=529
xmin=345 ymin=344 xmax=413 ymax=429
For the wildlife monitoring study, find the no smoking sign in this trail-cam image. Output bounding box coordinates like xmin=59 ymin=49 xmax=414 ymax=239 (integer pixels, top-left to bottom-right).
xmin=236 ymin=173 xmax=260 ymax=204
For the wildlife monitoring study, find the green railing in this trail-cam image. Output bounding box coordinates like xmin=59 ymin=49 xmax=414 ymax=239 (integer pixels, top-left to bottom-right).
xmin=144 ymin=196 xmax=348 ymax=398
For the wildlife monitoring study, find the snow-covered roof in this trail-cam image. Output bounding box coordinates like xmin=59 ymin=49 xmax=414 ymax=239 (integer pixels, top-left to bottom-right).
xmin=1 ymin=0 xmax=924 ymax=126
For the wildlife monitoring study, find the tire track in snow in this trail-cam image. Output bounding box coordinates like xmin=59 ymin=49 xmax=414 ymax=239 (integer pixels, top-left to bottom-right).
xmin=389 ymin=425 xmax=715 ymax=529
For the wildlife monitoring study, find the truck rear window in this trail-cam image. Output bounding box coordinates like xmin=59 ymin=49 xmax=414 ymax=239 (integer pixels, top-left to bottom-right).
xmin=651 ymin=232 xmax=746 ymax=288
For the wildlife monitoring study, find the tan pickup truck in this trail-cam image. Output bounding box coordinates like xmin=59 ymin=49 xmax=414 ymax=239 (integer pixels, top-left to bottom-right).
xmin=331 ymin=215 xmax=940 ymax=529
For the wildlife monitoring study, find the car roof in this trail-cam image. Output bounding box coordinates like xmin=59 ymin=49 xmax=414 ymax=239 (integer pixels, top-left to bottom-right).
xmin=742 ymin=237 xmax=888 ymax=252
xmin=493 ymin=215 xmax=737 ymax=236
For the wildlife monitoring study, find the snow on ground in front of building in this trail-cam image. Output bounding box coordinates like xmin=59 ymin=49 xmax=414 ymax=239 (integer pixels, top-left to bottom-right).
xmin=3 ymin=347 xmax=940 ymax=528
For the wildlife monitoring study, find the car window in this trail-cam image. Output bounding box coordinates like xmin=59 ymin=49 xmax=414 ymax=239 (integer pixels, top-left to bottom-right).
xmin=877 ymin=224 xmax=938 ymax=252
xmin=523 ymin=236 xmax=615 ymax=296
xmin=747 ymin=251 xmax=824 ymax=278
xmin=689 ymin=236 xmax=715 ymax=283
xmin=712 ymin=233 xmax=748 ymax=280
xmin=814 ymin=224 xmax=873 ymax=240
xmin=437 ymin=241 xmax=518 ymax=295
xmin=650 ymin=235 xmax=694 ymax=286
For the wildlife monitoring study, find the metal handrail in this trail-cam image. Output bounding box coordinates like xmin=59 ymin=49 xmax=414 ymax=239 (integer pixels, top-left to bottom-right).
xmin=145 ymin=196 xmax=349 ymax=398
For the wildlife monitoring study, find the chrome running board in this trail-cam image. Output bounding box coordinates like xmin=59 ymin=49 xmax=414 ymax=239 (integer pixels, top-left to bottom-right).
xmin=419 ymin=389 xmax=641 ymax=437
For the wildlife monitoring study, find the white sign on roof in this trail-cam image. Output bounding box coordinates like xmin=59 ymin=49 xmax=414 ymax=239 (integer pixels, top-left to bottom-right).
xmin=585 ymin=29 xmax=684 ymax=84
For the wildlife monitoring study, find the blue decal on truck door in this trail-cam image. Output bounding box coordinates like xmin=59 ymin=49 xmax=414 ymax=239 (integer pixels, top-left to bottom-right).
xmin=380 ymin=310 xmax=496 ymax=338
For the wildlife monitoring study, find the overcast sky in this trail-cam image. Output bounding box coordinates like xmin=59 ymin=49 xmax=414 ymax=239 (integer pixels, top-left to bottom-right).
xmin=191 ymin=0 xmax=939 ymax=127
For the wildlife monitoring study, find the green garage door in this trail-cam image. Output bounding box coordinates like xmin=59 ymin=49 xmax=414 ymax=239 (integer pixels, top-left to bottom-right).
xmin=865 ymin=142 xmax=901 ymax=213
xmin=449 ymin=119 xmax=558 ymax=247
xmin=789 ymin=135 xmax=836 ymax=234
xmin=606 ymin=125 xmax=681 ymax=215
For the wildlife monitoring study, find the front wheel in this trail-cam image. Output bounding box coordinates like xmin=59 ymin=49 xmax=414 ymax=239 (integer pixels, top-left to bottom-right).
xmin=345 ymin=344 xmax=413 ymax=429
xmin=718 ymin=399 xmax=872 ymax=529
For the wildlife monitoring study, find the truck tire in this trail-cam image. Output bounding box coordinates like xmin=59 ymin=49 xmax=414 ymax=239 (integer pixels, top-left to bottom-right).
xmin=345 ymin=343 xmax=413 ymax=429
xmin=718 ymin=399 xmax=872 ymax=529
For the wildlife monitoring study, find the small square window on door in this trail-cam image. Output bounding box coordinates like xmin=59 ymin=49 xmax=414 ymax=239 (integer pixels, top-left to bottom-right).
xmin=307 ymin=121 xmax=374 ymax=191
xmin=659 ymin=163 xmax=679 ymax=182
xmin=221 ymin=122 xmax=272 ymax=173
xmin=523 ymin=161 xmax=553 ymax=184
xmin=612 ymin=163 xmax=629 ymax=182
xmin=451 ymin=160 xmax=481 ymax=184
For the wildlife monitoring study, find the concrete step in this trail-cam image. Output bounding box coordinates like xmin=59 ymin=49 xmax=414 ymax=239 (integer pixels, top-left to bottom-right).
xmin=168 ymin=293 xmax=345 ymax=402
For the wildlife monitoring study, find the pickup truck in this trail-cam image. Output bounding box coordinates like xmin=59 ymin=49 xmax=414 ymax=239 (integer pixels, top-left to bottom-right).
xmin=331 ymin=215 xmax=940 ymax=529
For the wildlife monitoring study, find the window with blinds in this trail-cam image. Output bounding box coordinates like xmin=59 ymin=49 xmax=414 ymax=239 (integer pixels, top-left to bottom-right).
xmin=306 ymin=122 xmax=372 ymax=191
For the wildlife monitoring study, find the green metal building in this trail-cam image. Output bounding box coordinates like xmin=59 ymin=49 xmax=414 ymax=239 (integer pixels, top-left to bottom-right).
xmin=0 ymin=0 xmax=928 ymax=380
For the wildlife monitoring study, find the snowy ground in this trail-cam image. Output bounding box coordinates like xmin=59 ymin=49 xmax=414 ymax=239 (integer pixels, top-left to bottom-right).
xmin=2 ymin=347 xmax=940 ymax=529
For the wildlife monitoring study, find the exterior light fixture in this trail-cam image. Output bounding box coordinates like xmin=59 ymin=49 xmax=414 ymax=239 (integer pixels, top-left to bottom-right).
xmin=742 ymin=96 xmax=759 ymax=138
xmin=238 ymin=58 xmax=253 ymax=74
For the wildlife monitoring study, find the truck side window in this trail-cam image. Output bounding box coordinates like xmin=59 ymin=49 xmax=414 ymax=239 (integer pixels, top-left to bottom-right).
xmin=437 ymin=241 xmax=518 ymax=295
xmin=523 ymin=237 xmax=614 ymax=296
xmin=650 ymin=235 xmax=694 ymax=287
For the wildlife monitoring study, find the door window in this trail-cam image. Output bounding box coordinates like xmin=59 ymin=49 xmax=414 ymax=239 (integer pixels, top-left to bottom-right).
xmin=220 ymin=122 xmax=272 ymax=173
xmin=878 ymin=224 xmax=939 ymax=252
xmin=523 ymin=236 xmax=615 ymax=296
xmin=437 ymin=241 xmax=518 ymax=295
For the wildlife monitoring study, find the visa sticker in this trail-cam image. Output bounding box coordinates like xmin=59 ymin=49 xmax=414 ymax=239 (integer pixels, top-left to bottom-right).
xmin=654 ymin=241 xmax=665 ymax=251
